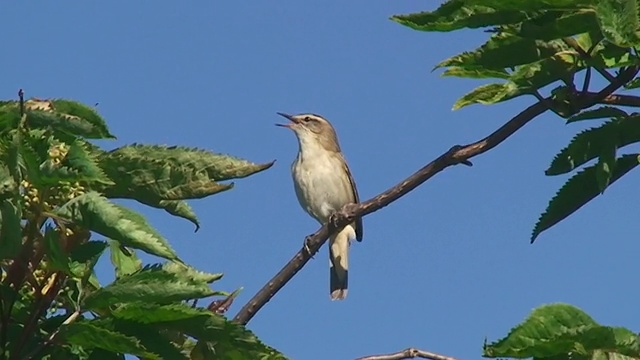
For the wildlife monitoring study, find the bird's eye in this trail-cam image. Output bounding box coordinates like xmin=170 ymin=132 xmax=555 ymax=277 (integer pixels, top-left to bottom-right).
xmin=303 ymin=116 xmax=311 ymax=122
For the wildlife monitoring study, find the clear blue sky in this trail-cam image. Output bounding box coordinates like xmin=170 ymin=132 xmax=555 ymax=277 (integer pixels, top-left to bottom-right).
xmin=2 ymin=2 xmax=639 ymax=359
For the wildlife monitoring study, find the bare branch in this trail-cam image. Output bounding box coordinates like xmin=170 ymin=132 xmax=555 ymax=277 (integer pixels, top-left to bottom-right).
xmin=355 ymin=347 xmax=458 ymax=360
xmin=232 ymin=65 xmax=640 ymax=326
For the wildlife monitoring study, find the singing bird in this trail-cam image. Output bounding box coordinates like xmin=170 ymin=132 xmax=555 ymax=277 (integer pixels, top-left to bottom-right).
xmin=276 ymin=112 xmax=363 ymax=300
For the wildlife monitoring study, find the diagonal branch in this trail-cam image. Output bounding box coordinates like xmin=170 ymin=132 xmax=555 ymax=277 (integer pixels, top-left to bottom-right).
xmin=232 ymin=65 xmax=639 ymax=326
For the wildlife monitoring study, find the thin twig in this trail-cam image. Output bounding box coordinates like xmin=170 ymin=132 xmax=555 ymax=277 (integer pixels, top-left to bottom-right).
xmin=232 ymin=66 xmax=639 ymax=325
xmin=23 ymin=310 xmax=81 ymax=360
xmin=355 ymin=347 xmax=458 ymax=360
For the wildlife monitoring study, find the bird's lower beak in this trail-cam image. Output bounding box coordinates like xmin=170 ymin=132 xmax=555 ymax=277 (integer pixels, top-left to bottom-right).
xmin=275 ymin=112 xmax=297 ymax=128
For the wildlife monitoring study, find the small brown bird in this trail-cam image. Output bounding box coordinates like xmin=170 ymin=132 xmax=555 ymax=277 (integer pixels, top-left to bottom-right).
xmin=276 ymin=112 xmax=363 ymax=300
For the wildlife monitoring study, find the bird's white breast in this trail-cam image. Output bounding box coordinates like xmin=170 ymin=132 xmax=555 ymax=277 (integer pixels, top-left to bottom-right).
xmin=291 ymin=149 xmax=353 ymax=224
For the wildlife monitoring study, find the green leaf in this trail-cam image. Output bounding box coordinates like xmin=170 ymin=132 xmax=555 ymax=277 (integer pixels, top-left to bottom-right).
xmin=22 ymin=98 xmax=113 ymax=139
xmin=391 ymin=1 xmax=528 ymax=32
xmin=54 ymin=192 xmax=180 ymax=262
xmin=112 ymin=319 xmax=188 ymax=360
xmin=596 ymin=0 xmax=640 ymax=47
xmin=436 ymin=33 xmax=569 ymax=70
xmin=509 ymin=52 xmax=581 ymax=91
xmin=68 ymin=240 xmax=107 ymax=282
xmin=43 ymin=225 xmax=72 ymax=274
xmin=162 ymin=262 xmax=223 ymax=284
xmin=595 ymin=132 xmax=617 ymax=192
xmin=517 ymin=9 xmax=600 ymax=40
xmin=485 ymin=303 xmax=640 ymax=359
xmin=50 ymin=99 xmax=115 ymax=139
xmin=463 ymin=0 xmax=596 ymax=11
xmin=163 ymin=312 xmax=289 ymax=360
xmin=441 ymin=67 xmax=510 ymax=79
xmin=0 ymin=199 xmax=22 ymax=259
xmin=83 ymin=264 xmax=215 ymax=310
xmin=532 ymin=154 xmax=639 ymax=242
xmin=453 ymin=83 xmax=520 ymax=110
xmin=0 ymin=165 xmax=17 ymax=200
xmin=60 ymin=321 xmax=158 ymax=359
xmin=98 ymin=144 xmax=274 ymax=204
xmin=547 ymin=116 xmax=640 ymax=175
xmin=625 ymin=77 xmax=640 ymax=89
xmin=567 ymin=106 xmax=629 ymax=123
xmin=112 ymin=303 xmax=212 ymax=324
xmin=143 ymin=199 xmax=200 ymax=231
xmin=109 ymin=240 xmax=142 ymax=279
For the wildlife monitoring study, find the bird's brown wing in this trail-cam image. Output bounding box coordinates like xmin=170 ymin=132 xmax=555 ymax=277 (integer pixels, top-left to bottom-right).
xmin=342 ymin=155 xmax=363 ymax=242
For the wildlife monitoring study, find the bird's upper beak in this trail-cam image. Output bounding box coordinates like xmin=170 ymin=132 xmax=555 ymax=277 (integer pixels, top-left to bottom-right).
xmin=275 ymin=112 xmax=298 ymax=128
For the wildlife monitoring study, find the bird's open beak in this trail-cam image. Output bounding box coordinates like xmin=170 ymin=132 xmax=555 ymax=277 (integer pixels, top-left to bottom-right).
xmin=275 ymin=112 xmax=297 ymax=128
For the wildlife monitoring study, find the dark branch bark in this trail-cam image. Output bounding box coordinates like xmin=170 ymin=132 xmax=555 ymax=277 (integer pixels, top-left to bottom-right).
xmin=355 ymin=347 xmax=458 ymax=360
xmin=232 ymin=66 xmax=639 ymax=326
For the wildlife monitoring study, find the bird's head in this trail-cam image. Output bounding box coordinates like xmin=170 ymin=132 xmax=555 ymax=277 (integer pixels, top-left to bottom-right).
xmin=276 ymin=112 xmax=341 ymax=152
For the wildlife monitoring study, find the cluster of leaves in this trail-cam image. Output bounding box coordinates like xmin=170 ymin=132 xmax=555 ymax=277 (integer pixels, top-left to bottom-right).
xmin=0 ymin=97 xmax=284 ymax=359
xmin=484 ymin=303 xmax=640 ymax=359
xmin=393 ymin=0 xmax=640 ymax=242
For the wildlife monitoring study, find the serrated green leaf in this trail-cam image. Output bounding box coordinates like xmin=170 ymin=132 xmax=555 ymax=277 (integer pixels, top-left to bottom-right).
xmin=50 ymin=99 xmax=115 ymax=139
xmin=98 ymin=144 xmax=274 ymax=203
xmin=509 ymin=52 xmax=581 ymax=91
xmin=162 ymin=262 xmax=223 ymax=284
xmin=595 ymin=134 xmax=617 ymax=192
xmin=517 ymin=9 xmax=600 ymax=40
xmin=453 ymin=82 xmax=520 ymax=110
xmin=156 ymin=200 xmax=200 ymax=231
xmin=0 ymin=199 xmax=22 ymax=259
xmin=53 ymin=192 xmax=180 ymax=262
xmin=485 ymin=303 xmax=597 ymax=358
xmin=441 ymin=67 xmax=510 ymax=79
xmin=83 ymin=264 xmax=215 ymax=309
xmin=164 ymin=312 xmax=289 ymax=360
xmin=485 ymin=303 xmax=640 ymax=358
xmin=67 ymin=240 xmax=107 ymax=282
xmin=43 ymin=225 xmax=72 ymax=274
xmin=109 ymin=240 xmax=142 ymax=279
xmin=547 ymin=116 xmax=640 ymax=175
xmin=112 ymin=319 xmax=188 ymax=360
xmin=464 ymin=0 xmax=596 ymax=11
xmin=596 ymin=0 xmax=640 ymax=47
xmin=436 ymin=33 xmax=569 ymax=70
xmin=112 ymin=303 xmax=212 ymax=324
xmin=567 ymin=106 xmax=629 ymax=123
xmin=391 ymin=1 xmax=528 ymax=32
xmin=532 ymin=154 xmax=638 ymax=242
xmin=60 ymin=321 xmax=158 ymax=359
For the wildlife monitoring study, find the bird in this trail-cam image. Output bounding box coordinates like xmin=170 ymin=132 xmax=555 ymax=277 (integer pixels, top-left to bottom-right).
xmin=276 ymin=112 xmax=363 ymax=300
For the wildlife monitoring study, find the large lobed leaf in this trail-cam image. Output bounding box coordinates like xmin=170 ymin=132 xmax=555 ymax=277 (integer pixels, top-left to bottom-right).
xmin=98 ymin=144 xmax=274 ymax=203
xmin=484 ymin=303 xmax=640 ymax=359
xmin=532 ymin=154 xmax=639 ymax=242
xmin=0 ymin=98 xmax=114 ymax=139
xmin=546 ymin=114 xmax=640 ymax=175
xmin=83 ymin=264 xmax=216 ymax=310
xmin=54 ymin=191 xmax=181 ymax=262
xmin=596 ymin=0 xmax=640 ymax=47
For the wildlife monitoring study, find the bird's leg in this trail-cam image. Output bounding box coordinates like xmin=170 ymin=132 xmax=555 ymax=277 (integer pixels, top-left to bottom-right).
xmin=303 ymin=235 xmax=315 ymax=259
